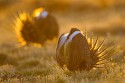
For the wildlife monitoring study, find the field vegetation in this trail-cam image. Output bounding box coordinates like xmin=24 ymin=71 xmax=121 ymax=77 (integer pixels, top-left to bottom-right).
xmin=0 ymin=0 xmax=125 ymax=83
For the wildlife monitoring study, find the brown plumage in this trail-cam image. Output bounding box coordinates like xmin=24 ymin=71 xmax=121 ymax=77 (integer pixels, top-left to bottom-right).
xmin=56 ymin=28 xmax=113 ymax=71
xmin=68 ymin=33 xmax=91 ymax=71
xmin=33 ymin=12 xmax=59 ymax=40
xmin=14 ymin=8 xmax=59 ymax=46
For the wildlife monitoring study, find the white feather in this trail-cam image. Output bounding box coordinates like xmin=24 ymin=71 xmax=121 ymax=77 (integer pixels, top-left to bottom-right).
xmin=58 ymin=33 xmax=69 ymax=49
xmin=58 ymin=31 xmax=81 ymax=51
xmin=69 ymin=31 xmax=81 ymax=41
xmin=37 ymin=11 xmax=48 ymax=19
xmin=64 ymin=31 xmax=81 ymax=55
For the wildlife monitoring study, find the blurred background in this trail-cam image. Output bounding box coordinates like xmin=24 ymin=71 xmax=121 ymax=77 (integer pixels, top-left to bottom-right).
xmin=0 ymin=0 xmax=125 ymax=44
xmin=0 ymin=0 xmax=125 ymax=82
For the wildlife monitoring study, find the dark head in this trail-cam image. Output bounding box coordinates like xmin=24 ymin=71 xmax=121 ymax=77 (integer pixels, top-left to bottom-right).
xmin=67 ymin=28 xmax=80 ymax=39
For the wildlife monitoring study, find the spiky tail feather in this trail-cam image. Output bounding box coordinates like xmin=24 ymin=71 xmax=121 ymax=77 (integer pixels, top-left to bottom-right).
xmin=85 ymin=31 xmax=114 ymax=70
xmin=14 ymin=12 xmax=46 ymax=46
xmin=14 ymin=9 xmax=59 ymax=47
xmin=14 ymin=12 xmax=31 ymax=46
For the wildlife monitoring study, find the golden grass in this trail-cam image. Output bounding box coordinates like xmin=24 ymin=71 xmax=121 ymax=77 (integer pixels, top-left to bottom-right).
xmin=0 ymin=0 xmax=125 ymax=83
xmin=0 ymin=24 xmax=125 ymax=83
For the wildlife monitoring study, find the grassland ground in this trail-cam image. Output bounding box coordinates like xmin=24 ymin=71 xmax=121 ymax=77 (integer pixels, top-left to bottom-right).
xmin=0 ymin=0 xmax=125 ymax=83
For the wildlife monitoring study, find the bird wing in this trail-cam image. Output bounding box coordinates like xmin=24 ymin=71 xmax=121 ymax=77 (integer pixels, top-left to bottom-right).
xmin=68 ymin=33 xmax=90 ymax=71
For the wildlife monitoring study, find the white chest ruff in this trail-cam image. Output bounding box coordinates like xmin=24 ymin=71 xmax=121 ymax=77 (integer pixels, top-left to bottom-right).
xmin=37 ymin=11 xmax=48 ymax=19
xmin=41 ymin=11 xmax=48 ymax=18
xmin=57 ymin=31 xmax=81 ymax=51
xmin=64 ymin=31 xmax=81 ymax=52
xmin=56 ymin=31 xmax=81 ymax=65
xmin=58 ymin=33 xmax=69 ymax=49
xmin=69 ymin=31 xmax=81 ymax=41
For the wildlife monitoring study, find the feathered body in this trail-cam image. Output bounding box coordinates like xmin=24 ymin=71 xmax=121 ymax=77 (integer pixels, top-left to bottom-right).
xmin=33 ymin=8 xmax=59 ymax=40
xmin=56 ymin=28 xmax=113 ymax=71
xmin=15 ymin=8 xmax=59 ymax=46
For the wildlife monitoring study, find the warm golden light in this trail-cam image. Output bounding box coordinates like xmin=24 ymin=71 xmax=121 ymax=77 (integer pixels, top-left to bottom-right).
xmin=14 ymin=12 xmax=29 ymax=46
xmin=32 ymin=8 xmax=44 ymax=17
xmin=14 ymin=7 xmax=58 ymax=47
xmin=0 ymin=0 xmax=124 ymax=82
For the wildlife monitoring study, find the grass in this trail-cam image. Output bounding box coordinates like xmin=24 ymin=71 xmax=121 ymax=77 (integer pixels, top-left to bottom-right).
xmin=0 ymin=31 xmax=124 ymax=83
xmin=0 ymin=0 xmax=125 ymax=83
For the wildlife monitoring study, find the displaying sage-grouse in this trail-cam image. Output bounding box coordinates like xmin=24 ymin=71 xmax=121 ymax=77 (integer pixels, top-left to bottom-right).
xmin=15 ymin=8 xmax=59 ymax=46
xmin=56 ymin=28 xmax=113 ymax=71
